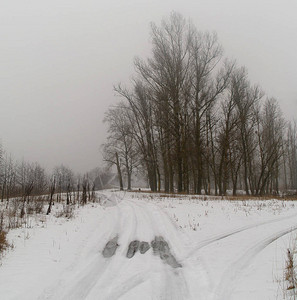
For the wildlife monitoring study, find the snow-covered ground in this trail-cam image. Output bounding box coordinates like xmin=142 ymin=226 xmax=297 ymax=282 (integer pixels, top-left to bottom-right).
xmin=0 ymin=191 xmax=296 ymax=299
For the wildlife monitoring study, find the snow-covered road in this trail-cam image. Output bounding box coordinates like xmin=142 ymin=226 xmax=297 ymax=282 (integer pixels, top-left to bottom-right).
xmin=0 ymin=192 xmax=296 ymax=299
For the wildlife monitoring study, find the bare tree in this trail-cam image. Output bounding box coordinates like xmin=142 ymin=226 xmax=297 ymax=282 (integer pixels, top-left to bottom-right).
xmin=254 ymin=98 xmax=285 ymax=195
xmin=103 ymin=104 xmax=139 ymax=190
xmin=102 ymin=143 xmax=124 ymax=191
xmin=46 ymin=176 xmax=55 ymax=215
xmin=229 ymin=68 xmax=264 ymax=195
xmin=81 ymin=175 xmax=89 ymax=205
xmin=216 ymin=89 xmax=238 ymax=195
xmin=114 ymin=83 xmax=160 ymax=191
xmin=17 ymin=161 xmax=46 ymax=218
xmin=53 ymin=165 xmax=74 ymax=202
xmin=103 ymin=12 xmax=290 ymax=196
xmin=286 ymin=121 xmax=297 ymax=191
xmin=1 ymin=154 xmax=16 ymax=205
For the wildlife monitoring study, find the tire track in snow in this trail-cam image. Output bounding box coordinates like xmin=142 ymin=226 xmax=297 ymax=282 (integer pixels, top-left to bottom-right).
xmin=133 ymin=199 xmax=192 ymax=254
xmin=107 ymin=199 xmax=193 ymax=300
xmin=120 ymin=201 xmax=297 ymax=300
xmin=42 ymin=197 xmax=139 ymax=300
xmin=183 ymin=211 xmax=297 ymax=260
xmin=91 ymin=200 xmax=140 ymax=298
xmin=99 ymin=271 xmax=151 ymax=300
xmin=97 ymin=199 xmax=166 ymax=300
xmin=99 ymin=201 xmax=153 ymax=299
xmin=135 ymin=199 xmax=215 ymax=299
xmin=41 ymin=194 xmax=297 ymax=299
xmin=96 ymin=199 xmax=191 ymax=300
xmin=213 ymin=224 xmax=297 ymax=300
xmin=39 ymin=203 xmax=121 ymax=300
xmin=88 ymin=197 xmax=297 ymax=299
xmin=132 ymin=200 xmax=190 ymax=300
xmin=40 ymin=197 xmax=127 ymax=300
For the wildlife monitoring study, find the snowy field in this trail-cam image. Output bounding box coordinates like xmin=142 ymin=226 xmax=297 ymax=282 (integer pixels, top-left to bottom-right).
xmin=0 ymin=191 xmax=297 ymax=299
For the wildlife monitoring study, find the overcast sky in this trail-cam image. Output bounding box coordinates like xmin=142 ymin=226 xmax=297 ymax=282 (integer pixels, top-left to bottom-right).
xmin=1 ymin=0 xmax=296 ymax=174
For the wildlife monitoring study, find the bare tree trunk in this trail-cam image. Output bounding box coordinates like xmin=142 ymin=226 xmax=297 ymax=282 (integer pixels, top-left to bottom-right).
xmin=115 ymin=152 xmax=123 ymax=191
xmin=47 ymin=177 xmax=55 ymax=215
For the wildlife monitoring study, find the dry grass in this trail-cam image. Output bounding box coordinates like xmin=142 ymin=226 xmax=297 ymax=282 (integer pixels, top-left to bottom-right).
xmin=283 ymin=241 xmax=297 ymax=299
xmin=285 ymin=248 xmax=296 ymax=290
xmin=0 ymin=230 xmax=9 ymax=254
xmin=131 ymin=189 xmax=297 ymax=201
xmin=27 ymin=196 xmax=45 ymax=215
xmin=227 ymin=195 xmax=297 ymax=201
xmin=55 ymin=204 xmax=75 ymax=219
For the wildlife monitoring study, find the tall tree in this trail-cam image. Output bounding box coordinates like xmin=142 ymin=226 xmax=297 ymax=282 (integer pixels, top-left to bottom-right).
xmin=103 ymin=12 xmax=290 ymax=196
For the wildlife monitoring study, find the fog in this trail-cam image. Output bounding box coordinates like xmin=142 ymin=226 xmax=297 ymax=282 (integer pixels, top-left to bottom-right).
xmin=1 ymin=0 xmax=296 ymax=173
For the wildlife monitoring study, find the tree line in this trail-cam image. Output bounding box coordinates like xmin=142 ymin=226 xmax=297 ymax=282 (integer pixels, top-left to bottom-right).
xmin=102 ymin=12 xmax=297 ymax=196
xmin=0 ymin=143 xmax=113 ymax=212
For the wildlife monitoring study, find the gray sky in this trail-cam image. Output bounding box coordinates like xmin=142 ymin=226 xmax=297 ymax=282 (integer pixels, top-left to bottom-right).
xmin=1 ymin=0 xmax=296 ymax=173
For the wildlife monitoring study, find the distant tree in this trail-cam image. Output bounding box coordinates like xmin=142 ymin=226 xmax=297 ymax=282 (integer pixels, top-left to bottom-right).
xmin=216 ymin=85 xmax=238 ymax=195
xmin=46 ymin=176 xmax=55 ymax=215
xmin=81 ymin=175 xmax=89 ymax=205
xmin=102 ymin=104 xmax=139 ymax=190
xmin=1 ymin=154 xmax=16 ymax=204
xmin=17 ymin=161 xmax=47 ymax=217
xmin=285 ymin=121 xmax=297 ymax=191
xmin=103 ymin=12 xmax=291 ymax=196
xmin=53 ymin=165 xmax=74 ymax=202
xmin=102 ymin=143 xmax=124 ymax=191
xmin=253 ymin=98 xmax=285 ymax=195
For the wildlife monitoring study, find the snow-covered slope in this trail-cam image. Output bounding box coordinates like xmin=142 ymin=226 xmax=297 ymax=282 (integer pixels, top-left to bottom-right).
xmin=0 ymin=191 xmax=296 ymax=299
